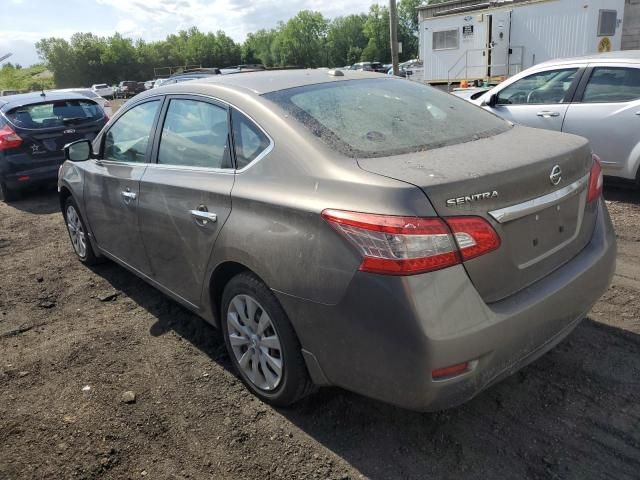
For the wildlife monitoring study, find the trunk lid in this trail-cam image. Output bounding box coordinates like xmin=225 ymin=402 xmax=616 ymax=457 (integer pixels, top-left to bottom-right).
xmin=357 ymin=126 xmax=597 ymax=303
xmin=4 ymin=99 xmax=105 ymax=169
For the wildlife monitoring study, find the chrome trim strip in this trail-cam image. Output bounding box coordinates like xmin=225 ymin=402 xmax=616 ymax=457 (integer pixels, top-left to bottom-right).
xmin=488 ymin=173 xmax=590 ymax=224
xmin=144 ymin=163 xmax=235 ymax=175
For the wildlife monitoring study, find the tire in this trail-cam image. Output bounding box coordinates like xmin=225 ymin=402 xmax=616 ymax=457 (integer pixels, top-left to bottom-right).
xmin=0 ymin=180 xmax=19 ymax=202
xmin=63 ymin=197 xmax=100 ymax=265
xmin=221 ymin=272 xmax=314 ymax=407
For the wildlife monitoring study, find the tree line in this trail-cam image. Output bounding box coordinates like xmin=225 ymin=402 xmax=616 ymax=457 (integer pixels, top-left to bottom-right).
xmin=33 ymin=0 xmax=422 ymax=88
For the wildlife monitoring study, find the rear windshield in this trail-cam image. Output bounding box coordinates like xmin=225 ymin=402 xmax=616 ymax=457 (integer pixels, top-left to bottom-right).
xmin=6 ymin=100 xmax=103 ymax=129
xmin=94 ymin=84 xmax=108 ymax=89
xmin=264 ymin=78 xmax=510 ymax=158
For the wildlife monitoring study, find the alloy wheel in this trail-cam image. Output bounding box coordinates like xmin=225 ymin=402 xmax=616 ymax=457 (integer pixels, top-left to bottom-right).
xmin=226 ymin=294 xmax=283 ymax=391
xmin=66 ymin=205 xmax=87 ymax=258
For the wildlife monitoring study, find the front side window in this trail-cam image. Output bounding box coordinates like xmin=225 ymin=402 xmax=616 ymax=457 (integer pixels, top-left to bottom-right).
xmin=433 ymin=29 xmax=459 ymax=50
xmin=157 ymin=98 xmax=231 ymax=169
xmin=104 ymin=100 xmax=160 ymax=162
xmin=231 ymin=109 xmax=270 ymax=169
xmin=582 ymin=67 xmax=640 ymax=103
xmin=496 ymin=68 xmax=578 ymax=105
xmin=264 ymin=78 xmax=509 ymax=158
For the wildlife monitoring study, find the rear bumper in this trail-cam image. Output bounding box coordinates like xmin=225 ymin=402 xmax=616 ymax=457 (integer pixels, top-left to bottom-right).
xmin=276 ymin=198 xmax=616 ymax=411
xmin=3 ymin=164 xmax=60 ymax=189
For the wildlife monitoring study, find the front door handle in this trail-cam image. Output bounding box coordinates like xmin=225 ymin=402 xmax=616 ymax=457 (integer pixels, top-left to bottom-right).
xmin=536 ymin=111 xmax=560 ymax=118
xmin=190 ymin=209 xmax=217 ymax=226
xmin=121 ymin=190 xmax=137 ymax=204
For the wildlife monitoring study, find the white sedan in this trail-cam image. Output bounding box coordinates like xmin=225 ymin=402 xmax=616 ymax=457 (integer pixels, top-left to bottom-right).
xmin=91 ymin=83 xmax=114 ymax=99
xmin=473 ymin=51 xmax=640 ymax=184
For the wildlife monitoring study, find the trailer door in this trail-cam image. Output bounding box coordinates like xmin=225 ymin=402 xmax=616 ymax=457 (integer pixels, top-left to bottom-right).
xmin=487 ymin=10 xmax=511 ymax=77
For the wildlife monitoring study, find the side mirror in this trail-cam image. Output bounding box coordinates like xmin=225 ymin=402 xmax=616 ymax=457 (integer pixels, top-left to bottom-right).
xmin=487 ymin=93 xmax=498 ymax=108
xmin=64 ymin=139 xmax=92 ymax=162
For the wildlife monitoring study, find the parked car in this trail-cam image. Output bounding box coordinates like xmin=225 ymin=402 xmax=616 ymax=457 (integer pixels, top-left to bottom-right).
xmin=451 ymin=87 xmax=491 ymax=101
xmin=388 ymin=59 xmax=424 ymax=79
xmin=155 ymin=69 xmax=221 ymax=86
xmin=221 ymin=65 xmax=266 ymax=75
xmin=474 ymin=51 xmax=640 ymax=185
xmin=51 ymin=88 xmax=113 ymax=118
xmin=117 ymin=81 xmax=145 ymax=98
xmin=352 ymin=62 xmax=387 ymax=73
xmin=91 ymin=83 xmax=114 ymax=99
xmin=1 ymin=89 xmax=27 ymax=97
xmin=58 ymin=70 xmax=615 ymax=411
xmin=144 ymin=80 xmax=155 ymax=90
xmin=0 ymin=91 xmax=107 ymax=201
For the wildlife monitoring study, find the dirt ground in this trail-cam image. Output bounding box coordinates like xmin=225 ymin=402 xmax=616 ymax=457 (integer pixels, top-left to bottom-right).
xmin=1 ymin=184 xmax=639 ymax=480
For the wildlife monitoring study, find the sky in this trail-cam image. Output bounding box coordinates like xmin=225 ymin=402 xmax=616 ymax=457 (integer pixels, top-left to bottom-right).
xmin=1 ymin=0 xmax=382 ymax=67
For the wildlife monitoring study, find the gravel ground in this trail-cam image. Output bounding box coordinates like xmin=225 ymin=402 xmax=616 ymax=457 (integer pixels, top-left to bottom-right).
xmin=1 ymin=185 xmax=639 ymax=480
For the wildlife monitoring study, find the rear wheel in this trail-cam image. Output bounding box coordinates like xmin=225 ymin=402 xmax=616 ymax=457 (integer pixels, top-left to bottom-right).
xmin=221 ymin=272 xmax=314 ymax=407
xmin=0 ymin=180 xmax=18 ymax=202
xmin=63 ymin=197 xmax=100 ymax=265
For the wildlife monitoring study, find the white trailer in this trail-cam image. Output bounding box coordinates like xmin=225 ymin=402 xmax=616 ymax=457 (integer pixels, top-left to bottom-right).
xmin=418 ymin=0 xmax=625 ymax=83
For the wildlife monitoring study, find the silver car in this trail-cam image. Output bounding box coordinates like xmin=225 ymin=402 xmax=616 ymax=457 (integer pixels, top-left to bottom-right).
xmin=58 ymin=70 xmax=616 ymax=411
xmin=475 ymin=51 xmax=640 ymax=184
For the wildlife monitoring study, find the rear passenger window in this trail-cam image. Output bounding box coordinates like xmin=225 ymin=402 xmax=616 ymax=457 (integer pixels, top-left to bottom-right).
xmin=158 ymin=99 xmax=231 ymax=169
xmin=104 ymin=100 xmax=159 ymax=162
xmin=582 ymin=67 xmax=640 ymax=103
xmin=231 ymin=110 xmax=270 ymax=169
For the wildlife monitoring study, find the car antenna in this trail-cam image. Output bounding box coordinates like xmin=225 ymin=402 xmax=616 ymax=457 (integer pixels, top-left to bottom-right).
xmin=40 ymin=87 xmax=45 ymax=97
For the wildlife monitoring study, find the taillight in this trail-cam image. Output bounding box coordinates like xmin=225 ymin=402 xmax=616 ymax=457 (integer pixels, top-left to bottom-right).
xmin=0 ymin=124 xmax=23 ymax=151
xmin=321 ymin=209 xmax=500 ymax=275
xmin=446 ymin=216 xmax=501 ymax=261
xmin=587 ymin=154 xmax=603 ymax=203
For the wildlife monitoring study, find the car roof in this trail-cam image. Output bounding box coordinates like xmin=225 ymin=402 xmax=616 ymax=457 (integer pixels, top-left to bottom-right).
xmin=160 ymin=69 xmax=386 ymax=95
xmin=0 ymin=91 xmax=92 ymax=111
xmin=535 ymin=50 xmax=640 ymax=68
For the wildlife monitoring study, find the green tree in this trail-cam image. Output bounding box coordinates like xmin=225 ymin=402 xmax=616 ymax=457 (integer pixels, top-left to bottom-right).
xmin=35 ymin=37 xmax=76 ymax=87
xmin=362 ymin=4 xmax=390 ymax=63
xmin=0 ymin=63 xmax=54 ymax=90
xmin=326 ymin=14 xmax=368 ymax=67
xmin=346 ymin=46 xmax=363 ymax=65
xmin=242 ymin=29 xmax=278 ymax=66
xmin=398 ymin=0 xmax=423 ymax=60
xmin=274 ymin=11 xmax=328 ymax=67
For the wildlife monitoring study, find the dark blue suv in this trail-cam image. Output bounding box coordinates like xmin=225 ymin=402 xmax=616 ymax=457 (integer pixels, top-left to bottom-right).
xmin=0 ymin=91 xmax=107 ymax=201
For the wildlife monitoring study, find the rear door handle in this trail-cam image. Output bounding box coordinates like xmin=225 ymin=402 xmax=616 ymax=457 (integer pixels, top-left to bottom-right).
xmin=536 ymin=111 xmax=560 ymax=118
xmin=190 ymin=209 xmax=217 ymax=226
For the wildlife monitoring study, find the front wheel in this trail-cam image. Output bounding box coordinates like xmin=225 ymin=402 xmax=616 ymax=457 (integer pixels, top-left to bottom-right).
xmin=221 ymin=272 xmax=314 ymax=407
xmin=63 ymin=197 xmax=100 ymax=265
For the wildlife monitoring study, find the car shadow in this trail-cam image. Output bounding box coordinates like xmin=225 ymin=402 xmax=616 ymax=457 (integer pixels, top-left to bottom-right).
xmin=5 ymin=186 xmax=60 ymax=215
xmin=604 ymin=182 xmax=640 ymax=206
xmin=89 ymin=261 xmax=640 ymax=480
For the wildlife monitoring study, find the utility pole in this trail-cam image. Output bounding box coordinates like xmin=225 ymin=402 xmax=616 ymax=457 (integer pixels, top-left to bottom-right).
xmin=389 ymin=0 xmax=400 ymax=76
